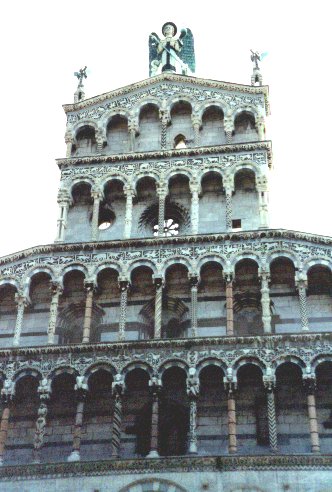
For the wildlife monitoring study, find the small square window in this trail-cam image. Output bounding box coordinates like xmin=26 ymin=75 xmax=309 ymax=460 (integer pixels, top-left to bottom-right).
xmin=232 ymin=219 xmax=242 ymax=230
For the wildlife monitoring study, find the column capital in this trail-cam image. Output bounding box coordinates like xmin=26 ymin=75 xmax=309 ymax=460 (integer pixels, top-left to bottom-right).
xmin=50 ymin=281 xmax=63 ymax=296
xmin=189 ymin=180 xmax=201 ymax=195
xmin=118 ymin=276 xmax=130 ymax=291
xmin=91 ymin=189 xmax=103 ymax=201
xmin=224 ymin=116 xmax=234 ymax=131
xmin=156 ymin=183 xmax=167 ymax=196
xmin=149 ymin=373 xmax=162 ymax=393
xmin=191 ymin=114 xmax=202 ymax=128
xmin=223 ymin=177 xmax=234 ymax=194
xmin=57 ymin=189 xmax=72 ymax=205
xmin=37 ymin=378 xmax=52 ymax=401
xmin=256 ymin=175 xmax=268 ymax=190
xmin=188 ymin=273 xmax=199 ymax=287
xmin=263 ymin=375 xmax=276 ymax=391
xmin=223 ymin=368 xmax=237 ymax=392
xmin=303 ymin=373 xmax=317 ymax=394
xmin=223 ymin=270 xmax=234 ymax=283
xmin=159 ymin=108 xmax=170 ymax=124
xmin=295 ymin=272 xmax=308 ymax=289
xmin=74 ymin=376 xmax=89 ymax=400
xmin=128 ymin=117 xmax=139 ymax=135
xmin=84 ymin=281 xmax=96 ymax=293
xmin=112 ymin=373 xmax=126 ymax=397
xmin=123 ymin=185 xmax=135 ymax=197
xmin=153 ymin=275 xmax=164 ymax=288
xmin=258 ymin=269 xmax=270 ymax=281
xmin=187 ymin=368 xmax=200 ymax=400
xmin=14 ymin=292 xmax=29 ymax=307
xmin=1 ymin=379 xmax=15 ymax=404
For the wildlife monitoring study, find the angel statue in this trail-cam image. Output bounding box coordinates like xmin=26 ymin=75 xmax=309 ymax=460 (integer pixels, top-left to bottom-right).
xmin=149 ymin=22 xmax=195 ymax=77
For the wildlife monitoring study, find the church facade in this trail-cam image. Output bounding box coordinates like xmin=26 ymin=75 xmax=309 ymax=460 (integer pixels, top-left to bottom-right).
xmin=0 ymin=23 xmax=331 ymax=492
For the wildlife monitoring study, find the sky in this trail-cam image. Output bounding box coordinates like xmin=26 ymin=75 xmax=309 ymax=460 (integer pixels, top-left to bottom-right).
xmin=0 ymin=0 xmax=331 ymax=258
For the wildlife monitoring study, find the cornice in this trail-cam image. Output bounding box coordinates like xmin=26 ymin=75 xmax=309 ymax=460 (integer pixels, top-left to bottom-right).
xmin=0 ymin=455 xmax=330 ymax=480
xmin=62 ymin=73 xmax=270 ymax=114
xmin=0 ymin=332 xmax=331 ymax=358
xmin=56 ymin=141 xmax=273 ymax=169
xmin=0 ymin=228 xmax=331 ymax=267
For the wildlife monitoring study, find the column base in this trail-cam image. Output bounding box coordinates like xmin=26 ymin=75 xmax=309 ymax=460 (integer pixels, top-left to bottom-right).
xmin=67 ymin=450 xmax=80 ymax=462
xmin=188 ymin=444 xmax=198 ymax=454
xmin=146 ymin=450 xmax=160 ymax=458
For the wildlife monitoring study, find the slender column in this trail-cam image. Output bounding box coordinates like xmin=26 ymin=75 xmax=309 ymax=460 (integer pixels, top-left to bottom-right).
xmin=159 ymin=109 xmax=169 ymax=150
xmin=256 ymin=116 xmax=265 ymax=141
xmin=111 ymin=374 xmax=125 ymax=458
xmin=263 ymin=374 xmax=278 ymax=453
xmin=13 ymin=293 xmax=29 ymax=347
xmin=156 ymin=185 xmax=167 ymax=236
xmin=224 ymin=178 xmax=234 ymax=231
xmin=128 ymin=119 xmax=138 ymax=152
xmin=91 ymin=190 xmax=103 ymax=242
xmin=189 ymin=275 xmax=199 ymax=337
xmin=224 ymin=117 xmax=234 ymax=144
xmin=224 ymin=370 xmax=237 ymax=454
xmin=32 ymin=380 xmax=51 ymax=463
xmin=82 ymin=282 xmax=95 ymax=343
xmin=190 ymin=182 xmax=200 ymax=235
xmin=47 ymin=282 xmax=62 ymax=345
xmin=96 ymin=130 xmax=104 ymax=153
xmin=256 ymin=176 xmax=269 ymax=229
xmin=0 ymin=383 xmax=14 ymax=467
xmin=223 ymin=272 xmax=234 ymax=336
xmin=65 ymin=131 xmax=74 ymax=157
xmin=295 ymin=274 xmax=309 ymax=331
xmin=153 ymin=277 xmax=163 ymax=339
xmin=123 ymin=187 xmax=134 ymax=239
xmin=304 ymin=378 xmax=320 ymax=453
xmin=55 ymin=191 xmax=71 ymax=242
xmin=118 ymin=278 xmax=129 ymax=341
xmin=68 ymin=378 xmax=88 ymax=462
xmin=260 ymin=270 xmax=272 ymax=334
xmin=192 ymin=116 xmax=201 ymax=146
xmin=147 ymin=375 xmax=162 ymax=458
xmin=187 ymin=368 xmax=200 ymax=454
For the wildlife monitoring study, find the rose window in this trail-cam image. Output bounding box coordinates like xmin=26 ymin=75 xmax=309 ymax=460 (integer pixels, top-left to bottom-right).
xmin=153 ymin=218 xmax=179 ymax=237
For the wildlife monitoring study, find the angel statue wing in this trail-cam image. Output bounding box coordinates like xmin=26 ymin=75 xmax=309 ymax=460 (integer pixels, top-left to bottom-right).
xmin=149 ymin=32 xmax=161 ymax=77
xmin=178 ymin=28 xmax=195 ymax=74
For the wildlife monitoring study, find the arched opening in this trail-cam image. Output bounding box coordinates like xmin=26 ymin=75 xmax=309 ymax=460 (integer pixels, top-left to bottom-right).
xmin=0 ymin=283 xmax=17 ymax=346
xmin=168 ymin=101 xmax=193 ymax=148
xmin=307 ymin=265 xmax=332 ymax=331
xmin=98 ymin=179 xmax=125 ymax=240
xmin=82 ymin=369 xmax=114 ymax=461
xmin=106 ymin=115 xmax=129 ymax=154
xmin=198 ymin=261 xmax=225 ymax=336
xmin=123 ymin=368 xmax=150 ymax=457
xmin=57 ymin=270 xmax=87 ymax=344
xmin=200 ymin=106 xmax=225 ymax=145
xmin=160 ymin=367 xmax=189 ymax=456
xmin=233 ymin=169 xmax=259 ymax=231
xmin=72 ymin=125 xmax=96 ymax=156
xmin=174 ymin=134 xmax=187 ymax=149
xmin=134 ymin=177 xmax=157 ymax=238
xmin=234 ymin=259 xmax=262 ymax=336
xmin=199 ymin=172 xmax=225 ymax=233
xmin=237 ymin=364 xmax=266 ymax=453
xmin=131 ymin=266 xmax=155 ymax=340
xmin=6 ymin=375 xmax=39 ymax=465
xmin=163 ymin=264 xmax=190 ymax=338
xmin=138 ymin=104 xmax=160 ymax=151
xmin=316 ymin=361 xmax=332 ymax=453
xmin=198 ymin=365 xmax=226 ymax=454
xmin=23 ymin=272 xmax=52 ymax=346
xmin=233 ymin=111 xmax=258 ymax=143
xmin=95 ymin=268 xmax=119 ymax=342
xmin=276 ymin=362 xmax=308 ymax=453
xmin=270 ymin=257 xmax=299 ymax=333
xmin=45 ymin=373 xmax=76 ymax=462
xmin=66 ymin=182 xmax=92 ymax=242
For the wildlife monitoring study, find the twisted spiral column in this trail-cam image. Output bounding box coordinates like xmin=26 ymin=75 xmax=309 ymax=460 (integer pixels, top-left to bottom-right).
xmin=118 ymin=279 xmax=129 ymax=341
xmin=224 ymin=179 xmax=234 ymax=231
xmin=13 ymin=294 xmax=28 ymax=347
xmin=224 ymin=118 xmax=234 ymax=144
xmin=157 ymin=186 xmax=167 ymax=236
xmin=154 ymin=277 xmax=163 ymax=339
xmin=187 ymin=369 xmax=199 ymax=454
xmin=32 ymin=400 xmax=49 ymax=463
xmin=47 ymin=283 xmax=62 ymax=345
xmin=263 ymin=377 xmax=278 ymax=453
xmin=296 ymin=276 xmax=309 ymax=331
xmin=111 ymin=377 xmax=125 ymax=458
xmin=159 ymin=111 xmax=169 ymax=150
xmin=82 ymin=282 xmax=95 ymax=343
xmin=68 ymin=389 xmax=87 ymax=462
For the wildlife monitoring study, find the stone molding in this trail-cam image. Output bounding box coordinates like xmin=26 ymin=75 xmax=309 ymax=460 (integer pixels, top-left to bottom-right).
xmin=56 ymin=141 xmax=273 ymax=169
xmin=0 ymin=455 xmax=330 ymax=480
xmin=62 ymin=73 xmax=270 ymax=116
xmin=0 ymin=230 xmax=331 ymax=286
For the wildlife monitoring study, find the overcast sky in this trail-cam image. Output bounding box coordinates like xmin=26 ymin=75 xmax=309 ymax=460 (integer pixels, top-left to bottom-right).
xmin=0 ymin=0 xmax=330 ymax=258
